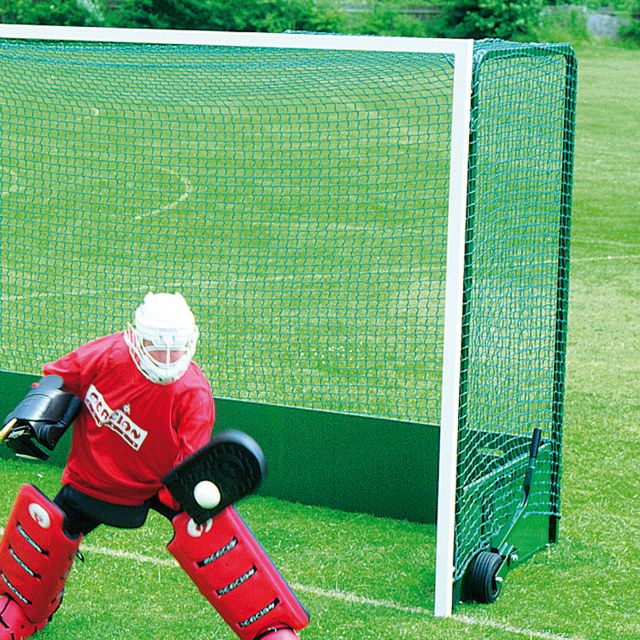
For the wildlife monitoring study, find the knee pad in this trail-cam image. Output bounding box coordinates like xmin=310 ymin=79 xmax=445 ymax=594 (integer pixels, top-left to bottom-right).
xmin=0 ymin=484 xmax=82 ymax=624
xmin=168 ymin=506 xmax=309 ymax=640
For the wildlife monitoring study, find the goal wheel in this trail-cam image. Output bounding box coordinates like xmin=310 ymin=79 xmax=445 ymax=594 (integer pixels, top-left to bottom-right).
xmin=468 ymin=551 xmax=503 ymax=603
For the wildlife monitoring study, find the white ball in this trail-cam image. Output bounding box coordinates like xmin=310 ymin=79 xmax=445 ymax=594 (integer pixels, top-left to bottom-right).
xmin=193 ymin=480 xmax=221 ymax=509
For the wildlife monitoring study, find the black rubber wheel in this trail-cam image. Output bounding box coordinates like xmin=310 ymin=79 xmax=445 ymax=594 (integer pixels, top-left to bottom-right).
xmin=469 ymin=551 xmax=503 ymax=603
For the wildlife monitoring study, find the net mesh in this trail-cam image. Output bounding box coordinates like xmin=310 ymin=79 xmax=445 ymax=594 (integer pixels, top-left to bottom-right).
xmin=0 ymin=40 xmax=453 ymax=423
xmin=454 ymin=40 xmax=576 ymax=581
xmin=0 ymin=35 xmax=575 ymax=589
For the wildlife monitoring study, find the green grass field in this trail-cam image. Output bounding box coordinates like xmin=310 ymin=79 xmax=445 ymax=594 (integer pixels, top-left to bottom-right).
xmin=0 ymin=42 xmax=638 ymax=640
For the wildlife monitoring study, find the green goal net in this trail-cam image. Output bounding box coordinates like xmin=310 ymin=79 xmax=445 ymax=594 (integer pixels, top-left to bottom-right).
xmin=454 ymin=40 xmax=576 ymax=601
xmin=0 ymin=37 xmax=453 ymax=423
xmin=0 ymin=29 xmax=576 ymax=615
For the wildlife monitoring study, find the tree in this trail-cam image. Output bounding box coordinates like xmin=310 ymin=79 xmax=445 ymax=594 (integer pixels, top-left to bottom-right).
xmin=620 ymin=0 xmax=640 ymax=45
xmin=434 ymin=0 xmax=544 ymax=39
xmin=106 ymin=0 xmax=344 ymax=33
xmin=0 ymin=0 xmax=99 ymax=26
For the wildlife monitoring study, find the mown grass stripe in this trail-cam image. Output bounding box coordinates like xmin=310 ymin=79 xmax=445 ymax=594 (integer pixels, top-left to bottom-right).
xmin=0 ymin=533 xmax=576 ymax=640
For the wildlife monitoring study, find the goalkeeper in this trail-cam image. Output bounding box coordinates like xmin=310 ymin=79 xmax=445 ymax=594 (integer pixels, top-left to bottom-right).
xmin=0 ymin=292 xmax=308 ymax=640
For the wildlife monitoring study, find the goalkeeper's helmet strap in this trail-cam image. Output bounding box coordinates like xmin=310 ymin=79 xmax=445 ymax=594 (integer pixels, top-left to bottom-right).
xmin=168 ymin=506 xmax=309 ymax=640
xmin=0 ymin=484 xmax=83 ymax=624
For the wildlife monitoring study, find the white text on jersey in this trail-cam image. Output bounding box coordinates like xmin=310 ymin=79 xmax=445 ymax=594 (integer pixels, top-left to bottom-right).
xmin=84 ymin=384 xmax=148 ymax=451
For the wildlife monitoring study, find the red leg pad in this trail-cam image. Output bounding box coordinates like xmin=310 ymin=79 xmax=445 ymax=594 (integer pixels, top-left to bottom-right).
xmin=0 ymin=595 xmax=48 ymax=640
xmin=168 ymin=506 xmax=309 ymax=640
xmin=0 ymin=485 xmax=82 ymax=624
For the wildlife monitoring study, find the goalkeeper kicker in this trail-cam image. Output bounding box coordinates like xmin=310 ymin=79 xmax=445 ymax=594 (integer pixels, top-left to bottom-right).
xmin=0 ymin=293 xmax=309 ymax=640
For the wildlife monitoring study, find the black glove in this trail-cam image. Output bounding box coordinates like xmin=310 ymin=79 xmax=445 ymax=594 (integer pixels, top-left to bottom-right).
xmin=2 ymin=375 xmax=81 ymax=461
xmin=5 ymin=421 xmax=51 ymax=461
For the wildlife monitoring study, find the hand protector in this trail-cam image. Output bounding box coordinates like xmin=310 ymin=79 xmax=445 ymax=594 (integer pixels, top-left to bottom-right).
xmin=162 ymin=430 xmax=267 ymax=524
xmin=2 ymin=375 xmax=81 ymax=461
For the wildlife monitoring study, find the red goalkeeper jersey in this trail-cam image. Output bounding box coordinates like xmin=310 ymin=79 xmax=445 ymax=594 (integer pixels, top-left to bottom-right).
xmin=43 ymin=332 xmax=215 ymax=506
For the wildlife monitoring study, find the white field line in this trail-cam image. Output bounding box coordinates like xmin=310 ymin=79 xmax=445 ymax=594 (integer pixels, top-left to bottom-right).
xmin=573 ymin=237 xmax=637 ymax=249
xmin=1 ymin=254 xmax=637 ymax=304
xmin=0 ymin=168 xmax=25 ymax=197
xmin=571 ymin=254 xmax=640 ymax=263
xmin=0 ymin=282 xmax=188 ymax=303
xmin=81 ymin=544 xmax=586 ymax=640
xmin=0 ymin=285 xmax=135 ymax=304
xmin=134 ymin=168 xmax=192 ymax=221
xmin=0 ymin=527 xmax=581 ymax=640
xmin=0 ymin=165 xmax=191 ymax=220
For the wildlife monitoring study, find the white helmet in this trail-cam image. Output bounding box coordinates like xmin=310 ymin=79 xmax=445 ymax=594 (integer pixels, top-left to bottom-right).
xmin=124 ymin=292 xmax=199 ymax=384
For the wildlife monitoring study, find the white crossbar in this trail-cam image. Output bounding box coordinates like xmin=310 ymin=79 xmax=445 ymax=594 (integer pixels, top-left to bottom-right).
xmin=0 ymin=23 xmax=470 ymax=56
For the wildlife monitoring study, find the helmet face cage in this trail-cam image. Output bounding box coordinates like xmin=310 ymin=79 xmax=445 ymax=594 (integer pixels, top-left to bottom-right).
xmin=124 ymin=293 xmax=199 ymax=385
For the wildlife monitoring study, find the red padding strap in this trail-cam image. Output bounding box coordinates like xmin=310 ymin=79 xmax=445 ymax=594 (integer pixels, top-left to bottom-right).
xmin=0 ymin=484 xmax=82 ymax=624
xmin=168 ymin=506 xmax=309 ymax=640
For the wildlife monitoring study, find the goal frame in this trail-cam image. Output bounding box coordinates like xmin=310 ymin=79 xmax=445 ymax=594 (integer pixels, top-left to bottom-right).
xmin=0 ymin=23 xmax=475 ymax=617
